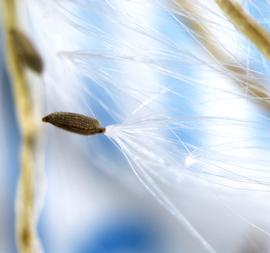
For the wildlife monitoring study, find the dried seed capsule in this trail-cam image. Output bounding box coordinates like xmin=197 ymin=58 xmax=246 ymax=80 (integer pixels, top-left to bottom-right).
xmin=10 ymin=28 xmax=43 ymax=73
xmin=42 ymin=112 xmax=106 ymax=135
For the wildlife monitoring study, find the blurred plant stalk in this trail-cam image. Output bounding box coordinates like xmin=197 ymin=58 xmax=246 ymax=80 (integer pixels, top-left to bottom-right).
xmin=174 ymin=0 xmax=270 ymax=112
xmin=3 ymin=0 xmax=42 ymax=252
xmin=215 ymin=0 xmax=270 ymax=60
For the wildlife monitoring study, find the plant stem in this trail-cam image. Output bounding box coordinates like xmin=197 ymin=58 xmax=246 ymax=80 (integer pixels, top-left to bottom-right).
xmin=2 ymin=0 xmax=40 ymax=252
xmin=215 ymin=0 xmax=270 ymax=60
xmin=174 ymin=0 xmax=270 ymax=111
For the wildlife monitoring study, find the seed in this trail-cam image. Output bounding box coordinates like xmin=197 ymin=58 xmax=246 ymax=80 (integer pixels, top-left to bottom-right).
xmin=10 ymin=28 xmax=43 ymax=73
xmin=42 ymin=112 xmax=106 ymax=135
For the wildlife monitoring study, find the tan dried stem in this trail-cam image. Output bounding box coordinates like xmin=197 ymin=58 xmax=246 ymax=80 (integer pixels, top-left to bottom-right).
xmin=2 ymin=0 xmax=40 ymax=252
xmin=215 ymin=0 xmax=270 ymax=60
xmin=174 ymin=0 xmax=270 ymax=111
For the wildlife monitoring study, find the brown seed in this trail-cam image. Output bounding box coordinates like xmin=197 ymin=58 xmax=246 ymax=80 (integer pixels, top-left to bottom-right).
xmin=10 ymin=28 xmax=43 ymax=73
xmin=42 ymin=112 xmax=106 ymax=135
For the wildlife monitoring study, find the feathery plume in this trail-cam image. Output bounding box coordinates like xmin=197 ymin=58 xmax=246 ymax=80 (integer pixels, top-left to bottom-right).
xmin=9 ymin=1 xmax=270 ymax=253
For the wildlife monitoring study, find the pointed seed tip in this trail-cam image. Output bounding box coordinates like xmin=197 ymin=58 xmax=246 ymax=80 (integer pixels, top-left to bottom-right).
xmin=42 ymin=115 xmax=49 ymax=122
xmin=99 ymin=127 xmax=106 ymax=134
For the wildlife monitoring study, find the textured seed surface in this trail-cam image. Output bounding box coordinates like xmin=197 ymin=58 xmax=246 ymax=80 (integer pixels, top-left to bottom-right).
xmin=42 ymin=112 xmax=106 ymax=135
xmin=10 ymin=28 xmax=43 ymax=73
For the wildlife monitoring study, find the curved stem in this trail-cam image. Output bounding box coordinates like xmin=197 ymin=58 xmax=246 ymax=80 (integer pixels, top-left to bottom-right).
xmin=174 ymin=0 xmax=270 ymax=112
xmin=215 ymin=0 xmax=270 ymax=60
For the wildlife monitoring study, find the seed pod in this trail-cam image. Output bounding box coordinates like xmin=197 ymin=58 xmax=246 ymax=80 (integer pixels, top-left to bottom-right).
xmin=42 ymin=112 xmax=106 ymax=135
xmin=10 ymin=28 xmax=43 ymax=73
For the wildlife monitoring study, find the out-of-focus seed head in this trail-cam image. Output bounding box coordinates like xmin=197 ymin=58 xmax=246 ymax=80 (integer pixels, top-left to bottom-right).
xmin=42 ymin=112 xmax=106 ymax=135
xmin=10 ymin=28 xmax=43 ymax=73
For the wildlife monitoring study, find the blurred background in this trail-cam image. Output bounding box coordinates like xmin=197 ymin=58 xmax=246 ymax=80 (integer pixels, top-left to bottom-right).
xmin=2 ymin=1 xmax=270 ymax=253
